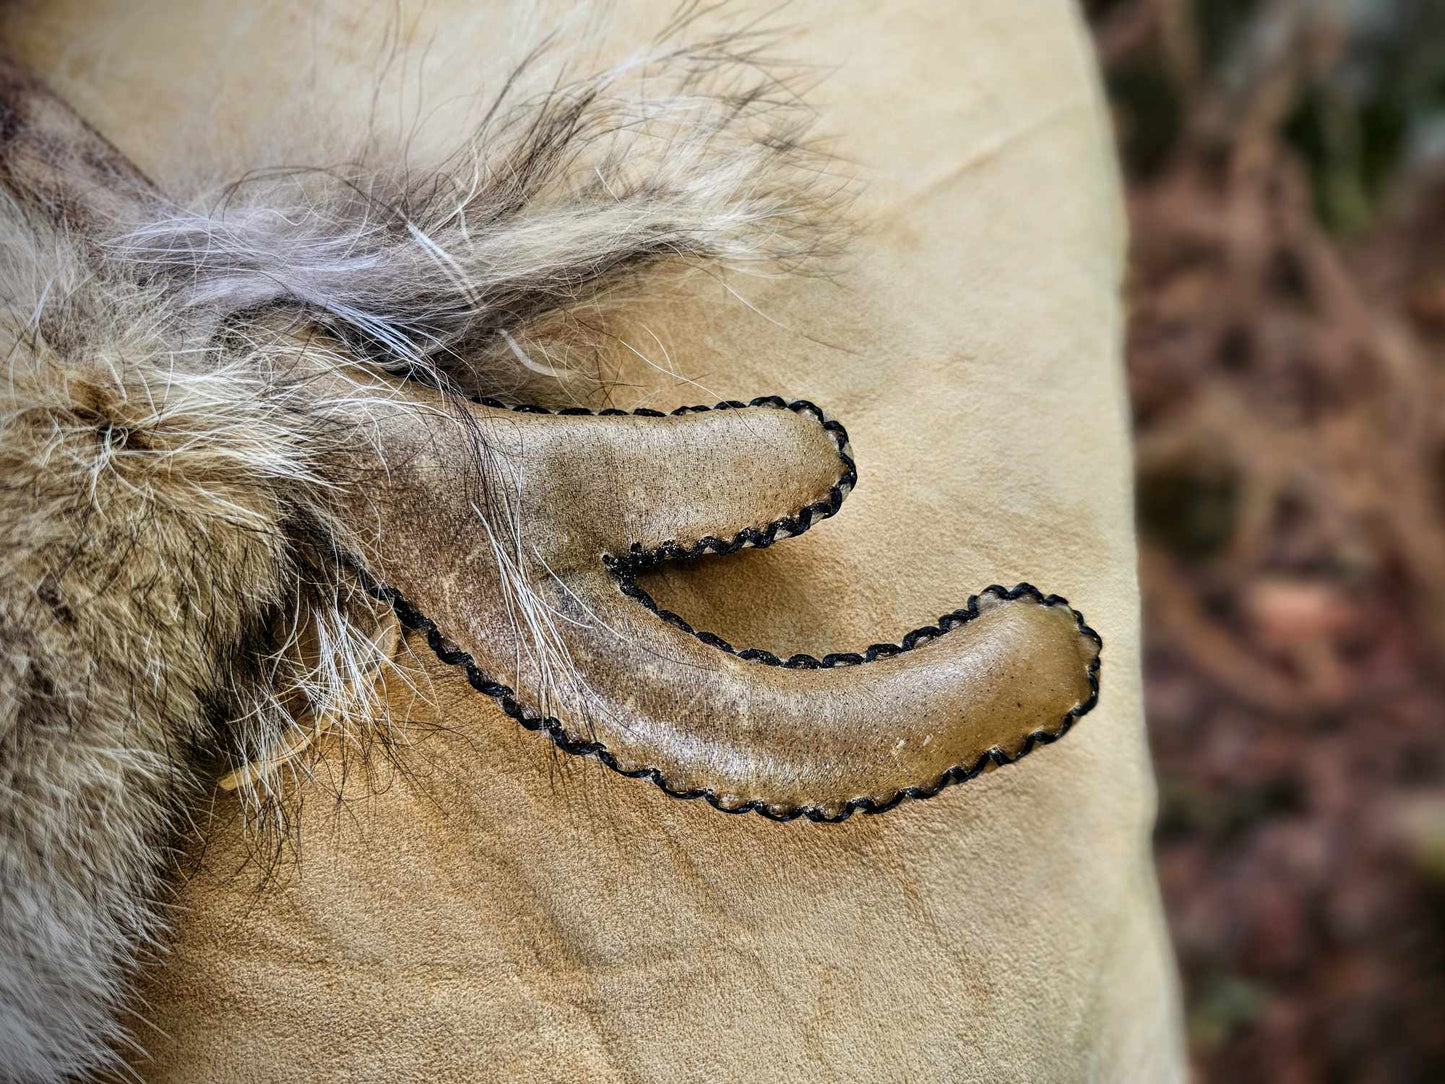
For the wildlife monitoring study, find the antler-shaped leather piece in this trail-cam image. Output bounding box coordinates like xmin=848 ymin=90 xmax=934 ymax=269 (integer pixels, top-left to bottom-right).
xmin=341 ymin=384 xmax=1102 ymax=822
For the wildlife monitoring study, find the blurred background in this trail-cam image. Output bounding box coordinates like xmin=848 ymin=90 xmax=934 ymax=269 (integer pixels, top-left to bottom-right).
xmin=1085 ymin=0 xmax=1445 ymax=1080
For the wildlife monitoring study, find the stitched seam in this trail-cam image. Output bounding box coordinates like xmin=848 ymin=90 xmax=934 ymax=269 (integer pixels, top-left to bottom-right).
xmin=352 ymin=397 xmax=1103 ymax=823
xmin=610 ymin=563 xmax=1103 ymax=670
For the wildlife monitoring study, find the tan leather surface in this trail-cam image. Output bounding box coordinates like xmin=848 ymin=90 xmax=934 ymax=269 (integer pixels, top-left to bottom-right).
xmin=1 ymin=1 xmax=1186 ymax=1080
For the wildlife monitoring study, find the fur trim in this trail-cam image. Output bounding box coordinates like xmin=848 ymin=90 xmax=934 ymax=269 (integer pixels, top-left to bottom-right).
xmin=118 ymin=29 xmax=842 ymax=398
xmin=0 ymin=19 xmax=842 ymax=1082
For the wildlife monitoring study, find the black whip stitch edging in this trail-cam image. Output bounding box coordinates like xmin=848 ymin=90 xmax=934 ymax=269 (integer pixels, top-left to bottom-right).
xmin=354 ymin=396 xmax=1103 ymax=824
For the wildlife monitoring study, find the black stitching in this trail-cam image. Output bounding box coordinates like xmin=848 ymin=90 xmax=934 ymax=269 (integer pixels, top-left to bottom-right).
xmin=608 ymin=560 xmax=1105 ymax=676
xmin=352 ymin=397 xmax=1102 ymax=824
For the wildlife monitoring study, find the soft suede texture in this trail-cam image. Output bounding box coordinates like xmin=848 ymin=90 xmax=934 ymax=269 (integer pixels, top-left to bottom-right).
xmin=3 ymin=1 xmax=1186 ymax=1080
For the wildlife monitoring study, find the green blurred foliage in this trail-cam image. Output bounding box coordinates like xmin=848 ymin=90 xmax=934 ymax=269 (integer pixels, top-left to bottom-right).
xmin=1282 ymin=2 xmax=1445 ymax=233
xmin=1104 ymin=0 xmax=1445 ymax=231
xmin=1195 ymin=0 xmax=1265 ymax=69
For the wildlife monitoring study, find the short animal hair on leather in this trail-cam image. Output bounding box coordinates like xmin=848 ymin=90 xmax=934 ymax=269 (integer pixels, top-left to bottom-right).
xmin=347 ymin=395 xmax=1104 ymax=824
